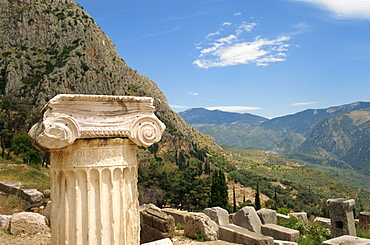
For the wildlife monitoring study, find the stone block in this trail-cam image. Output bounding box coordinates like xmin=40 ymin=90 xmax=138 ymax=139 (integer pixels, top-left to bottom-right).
xmin=327 ymin=198 xmax=356 ymax=237
xmin=142 ymin=238 xmax=173 ymax=245
xmin=184 ymin=212 xmax=218 ymax=241
xmin=219 ymin=224 xmax=274 ymax=245
xmin=322 ymin=235 xmax=370 ymax=244
xmin=261 ymin=224 xmax=299 ymax=242
xmin=233 ymin=206 xmax=262 ymax=233
xmin=9 ymin=212 xmax=50 ymax=235
xmin=140 ymin=204 xmax=175 ymax=244
xmin=276 ymin=213 xmax=290 ymax=222
xmin=359 ymin=211 xmax=370 ymax=231
xmin=273 ymin=240 xmax=298 ymax=245
xmin=258 ymin=208 xmax=277 ymax=224
xmin=0 ymin=180 xmax=22 ymax=195
xmin=20 ymin=188 xmax=44 ymax=207
xmin=288 ymin=212 xmax=308 ymax=223
xmin=313 ymin=217 xmax=331 ymax=228
xmin=162 ymin=208 xmax=189 ymax=226
xmin=204 ymin=206 xmax=229 ymax=226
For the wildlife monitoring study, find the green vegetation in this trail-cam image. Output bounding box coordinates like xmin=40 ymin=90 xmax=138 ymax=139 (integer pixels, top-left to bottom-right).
xmin=0 ymin=163 xmax=49 ymax=191
xmin=210 ymin=170 xmax=229 ymax=211
xmin=225 ymin=145 xmax=370 ymax=217
xmin=278 ymin=217 xmax=330 ymax=245
xmin=0 ymin=94 xmax=43 ymax=167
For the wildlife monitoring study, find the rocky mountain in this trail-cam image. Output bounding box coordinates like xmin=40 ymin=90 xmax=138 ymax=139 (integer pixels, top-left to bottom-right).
xmin=180 ymin=102 xmax=370 ymax=174
xmin=179 ymin=108 xmax=268 ymax=128
xmin=262 ymin=101 xmax=370 ymax=136
xmin=297 ymin=109 xmax=370 ymax=173
xmin=0 ymin=0 xmax=222 ymax=159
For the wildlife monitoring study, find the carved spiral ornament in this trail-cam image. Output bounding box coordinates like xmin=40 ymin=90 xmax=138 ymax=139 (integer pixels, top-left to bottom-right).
xmin=31 ymin=116 xmax=79 ymax=151
xmin=129 ymin=116 xmax=165 ymax=147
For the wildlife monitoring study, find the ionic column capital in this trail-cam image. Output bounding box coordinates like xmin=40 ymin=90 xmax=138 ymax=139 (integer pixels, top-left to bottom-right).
xmin=29 ymin=94 xmax=166 ymax=151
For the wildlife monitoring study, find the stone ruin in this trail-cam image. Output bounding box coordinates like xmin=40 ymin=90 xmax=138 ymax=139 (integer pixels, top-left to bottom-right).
xmin=326 ymin=198 xmax=356 ymax=237
xmin=28 ymin=94 xmax=166 ymax=245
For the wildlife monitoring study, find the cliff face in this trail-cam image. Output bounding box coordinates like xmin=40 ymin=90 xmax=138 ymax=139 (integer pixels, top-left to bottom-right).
xmin=0 ymin=0 xmax=220 ymax=154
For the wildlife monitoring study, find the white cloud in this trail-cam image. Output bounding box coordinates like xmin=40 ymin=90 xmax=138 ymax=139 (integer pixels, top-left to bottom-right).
xmin=290 ymin=0 xmax=370 ymax=20
xmin=238 ymin=22 xmax=257 ymax=32
xmin=205 ymin=106 xmax=263 ymax=112
xmin=290 ymin=102 xmax=318 ymax=106
xmin=222 ymin=22 xmax=232 ymax=26
xmin=194 ymin=35 xmax=291 ymax=68
xmin=187 ymin=92 xmax=199 ymax=96
xmin=234 ymin=13 xmax=241 ymax=16
xmin=193 ymin=21 xmax=291 ymax=68
xmin=206 ymin=31 xmax=220 ymax=39
xmin=170 ymin=105 xmax=188 ymax=109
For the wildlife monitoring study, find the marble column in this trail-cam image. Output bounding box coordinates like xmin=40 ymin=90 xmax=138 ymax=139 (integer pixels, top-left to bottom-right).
xmin=29 ymin=94 xmax=165 ymax=245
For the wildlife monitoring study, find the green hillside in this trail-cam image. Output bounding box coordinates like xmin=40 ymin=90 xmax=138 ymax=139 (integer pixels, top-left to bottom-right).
xmin=222 ymin=145 xmax=370 ymax=216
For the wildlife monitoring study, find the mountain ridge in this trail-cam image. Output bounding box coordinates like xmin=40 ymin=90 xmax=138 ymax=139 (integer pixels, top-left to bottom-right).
xmin=180 ymin=102 xmax=370 ymax=174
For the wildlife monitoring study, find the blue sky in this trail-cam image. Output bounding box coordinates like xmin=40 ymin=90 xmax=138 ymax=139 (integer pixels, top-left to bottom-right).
xmin=75 ymin=0 xmax=370 ymax=119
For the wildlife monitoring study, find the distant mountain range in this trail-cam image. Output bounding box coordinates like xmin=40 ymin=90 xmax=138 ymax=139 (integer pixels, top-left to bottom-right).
xmin=180 ymin=102 xmax=370 ymax=175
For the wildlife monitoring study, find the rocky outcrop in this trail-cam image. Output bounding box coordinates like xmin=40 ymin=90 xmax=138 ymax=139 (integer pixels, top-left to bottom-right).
xmin=0 ymin=0 xmax=222 ymax=159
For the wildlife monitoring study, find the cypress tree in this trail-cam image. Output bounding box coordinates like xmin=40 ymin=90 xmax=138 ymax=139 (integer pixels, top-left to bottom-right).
xmin=210 ymin=170 xmax=229 ymax=210
xmin=255 ymin=181 xmax=261 ymax=210
xmin=233 ymin=184 xmax=236 ymax=213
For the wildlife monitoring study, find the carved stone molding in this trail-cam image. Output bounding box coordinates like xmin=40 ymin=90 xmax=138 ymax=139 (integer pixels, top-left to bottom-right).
xmin=29 ymin=94 xmax=166 ymax=150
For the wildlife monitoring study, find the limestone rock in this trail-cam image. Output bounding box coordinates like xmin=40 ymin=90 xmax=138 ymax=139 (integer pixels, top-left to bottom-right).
xmin=20 ymin=188 xmax=44 ymax=207
xmin=43 ymin=201 xmax=52 ymax=223
xmin=141 ymin=238 xmax=174 ymax=245
xmin=288 ymin=212 xmax=308 ymax=223
xmin=184 ymin=212 xmax=218 ymax=241
xmin=140 ymin=204 xmax=175 ymax=244
xmin=42 ymin=189 xmax=51 ymax=198
xmin=233 ymin=206 xmax=262 ymax=233
xmin=273 ymin=240 xmax=298 ymax=245
xmin=0 ymin=215 xmax=12 ymax=229
xmin=203 ymin=206 xmax=229 ymax=226
xmin=162 ymin=208 xmax=189 ymax=226
xmin=257 ymin=208 xmax=277 ymax=224
xmin=327 ymin=198 xmax=356 ymax=237
xmin=359 ymin=211 xmax=370 ymax=231
xmin=313 ymin=217 xmax=331 ymax=228
xmin=322 ymin=235 xmax=370 ymax=244
xmin=276 ymin=213 xmax=290 ymax=222
xmin=219 ymin=224 xmax=274 ymax=245
xmin=9 ymin=212 xmax=50 ymax=235
xmin=261 ymin=224 xmax=299 ymax=242
xmin=0 ymin=180 xmax=22 ymax=195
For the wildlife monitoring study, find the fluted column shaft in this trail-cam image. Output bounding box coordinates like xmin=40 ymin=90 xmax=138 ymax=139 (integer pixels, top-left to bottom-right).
xmin=50 ymin=138 xmax=138 ymax=245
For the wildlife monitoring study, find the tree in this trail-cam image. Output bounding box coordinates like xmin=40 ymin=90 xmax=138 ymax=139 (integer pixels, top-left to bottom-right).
xmin=0 ymin=94 xmax=39 ymax=159
xmin=12 ymin=133 xmax=43 ymax=166
xmin=255 ymin=181 xmax=261 ymax=210
xmin=210 ymin=170 xmax=229 ymax=210
xmin=233 ymin=184 xmax=237 ymax=213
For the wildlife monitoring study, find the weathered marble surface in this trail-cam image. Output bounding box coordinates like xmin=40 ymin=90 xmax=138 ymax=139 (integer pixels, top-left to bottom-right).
xmin=29 ymin=94 xmax=165 ymax=245
xmin=29 ymin=94 xmax=165 ymax=150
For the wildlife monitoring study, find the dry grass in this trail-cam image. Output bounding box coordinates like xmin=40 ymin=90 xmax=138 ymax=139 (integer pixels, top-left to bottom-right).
xmin=0 ymin=194 xmax=27 ymax=215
